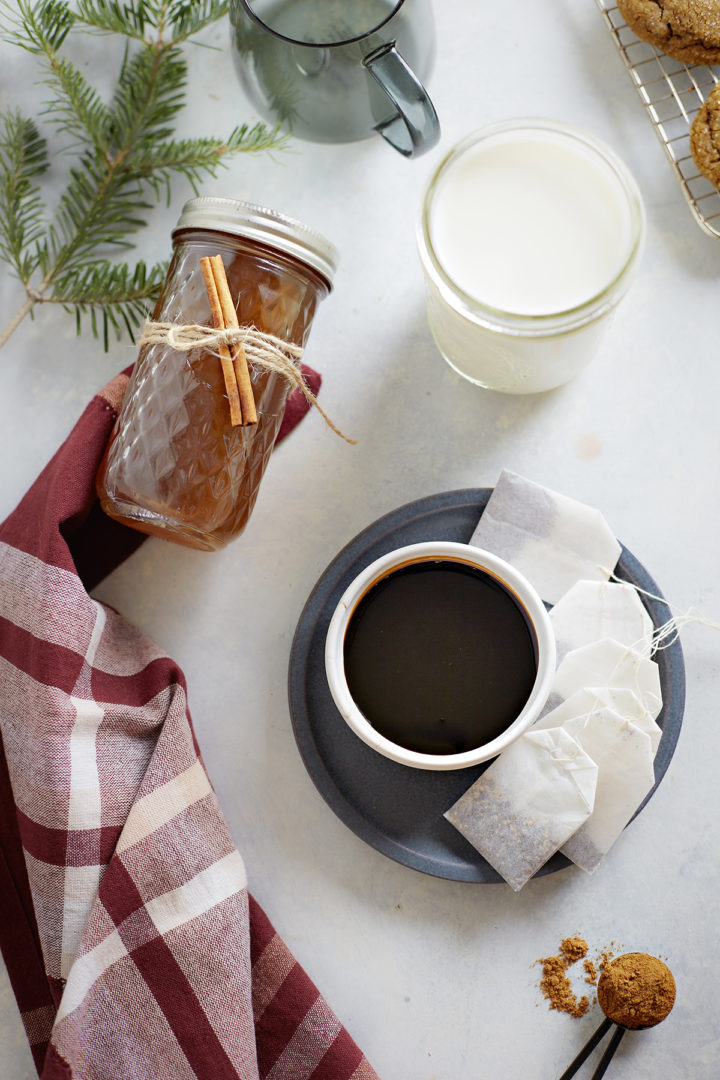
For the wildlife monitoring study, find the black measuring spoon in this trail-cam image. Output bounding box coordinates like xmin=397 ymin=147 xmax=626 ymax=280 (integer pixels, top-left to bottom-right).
xmin=558 ymin=953 xmax=676 ymax=1079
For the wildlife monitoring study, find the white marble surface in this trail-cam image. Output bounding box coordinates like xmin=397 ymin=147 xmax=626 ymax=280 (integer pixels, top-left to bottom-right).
xmin=1 ymin=2 xmax=720 ymax=1078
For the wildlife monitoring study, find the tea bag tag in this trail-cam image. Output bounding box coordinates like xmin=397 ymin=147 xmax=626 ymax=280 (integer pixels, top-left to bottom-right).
xmin=551 ymin=637 xmax=662 ymax=719
xmin=471 ymin=470 xmax=621 ymax=604
xmin=550 ymin=580 xmax=654 ymax=662
xmin=444 ymin=728 xmax=598 ymax=891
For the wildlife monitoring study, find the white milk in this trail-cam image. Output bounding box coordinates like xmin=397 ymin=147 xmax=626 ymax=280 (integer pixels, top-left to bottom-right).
xmin=418 ymin=121 xmax=645 ymax=394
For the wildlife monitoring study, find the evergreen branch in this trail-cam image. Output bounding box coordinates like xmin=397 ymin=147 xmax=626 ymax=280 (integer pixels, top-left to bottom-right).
xmin=2 ymin=0 xmax=75 ymax=54
xmin=49 ymin=158 xmax=152 ymax=268
xmin=42 ymin=56 xmax=111 ymax=147
xmin=51 ymin=257 xmax=168 ymax=349
xmin=74 ymin=1 xmax=230 ymax=44
xmin=0 ymin=110 xmax=49 ymax=281
xmin=0 ymin=0 xmax=286 ymax=353
xmin=46 ymin=39 xmax=189 ymax=274
xmin=74 ymin=0 xmax=156 ymax=40
xmin=43 ymin=38 xmax=194 ymax=275
xmin=2 ymin=1 xmax=110 ymax=150
xmin=110 ymin=40 xmax=187 ymax=152
xmin=130 ymin=123 xmax=287 ymax=193
xmin=223 ymin=122 xmax=288 ymax=155
xmin=165 ymin=1 xmax=229 ymax=43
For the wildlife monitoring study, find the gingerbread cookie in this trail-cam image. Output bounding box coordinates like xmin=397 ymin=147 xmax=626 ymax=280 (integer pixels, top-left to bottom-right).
xmin=617 ymin=0 xmax=720 ymax=65
xmin=690 ymin=82 xmax=720 ymax=187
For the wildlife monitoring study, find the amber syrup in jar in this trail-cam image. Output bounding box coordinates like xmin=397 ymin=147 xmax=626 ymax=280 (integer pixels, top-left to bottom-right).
xmin=96 ymin=198 xmax=336 ymax=550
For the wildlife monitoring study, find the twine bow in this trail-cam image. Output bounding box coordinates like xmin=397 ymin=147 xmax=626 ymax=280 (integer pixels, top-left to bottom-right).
xmin=137 ymin=320 xmax=356 ymax=444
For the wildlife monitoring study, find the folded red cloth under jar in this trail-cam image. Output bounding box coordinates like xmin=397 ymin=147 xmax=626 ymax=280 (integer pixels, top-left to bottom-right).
xmin=0 ymin=369 xmax=378 ymax=1080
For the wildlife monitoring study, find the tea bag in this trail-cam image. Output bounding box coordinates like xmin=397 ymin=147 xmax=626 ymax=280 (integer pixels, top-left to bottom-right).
xmin=470 ymin=470 xmax=622 ymax=604
xmin=558 ymin=711 xmax=656 ymax=873
xmin=550 ymin=580 xmax=654 ymax=663
xmin=533 ymin=687 xmax=662 ymax=757
xmin=444 ymin=728 xmax=598 ymax=891
xmin=551 ymin=638 xmax=662 ymax=720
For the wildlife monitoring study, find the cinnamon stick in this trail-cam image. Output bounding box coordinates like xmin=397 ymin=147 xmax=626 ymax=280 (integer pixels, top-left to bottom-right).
xmin=200 ymin=256 xmax=243 ymax=427
xmin=209 ymin=254 xmax=258 ymax=426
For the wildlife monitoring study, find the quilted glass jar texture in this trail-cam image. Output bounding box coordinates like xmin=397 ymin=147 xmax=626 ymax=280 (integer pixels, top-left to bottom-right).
xmin=96 ymin=200 xmax=335 ymax=550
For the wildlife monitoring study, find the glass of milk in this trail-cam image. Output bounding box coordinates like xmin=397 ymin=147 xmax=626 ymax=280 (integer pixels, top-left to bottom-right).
xmin=417 ymin=120 xmax=645 ymax=393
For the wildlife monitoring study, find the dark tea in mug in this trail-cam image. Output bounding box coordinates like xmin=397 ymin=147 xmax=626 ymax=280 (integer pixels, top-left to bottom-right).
xmin=342 ymin=558 xmax=539 ymax=756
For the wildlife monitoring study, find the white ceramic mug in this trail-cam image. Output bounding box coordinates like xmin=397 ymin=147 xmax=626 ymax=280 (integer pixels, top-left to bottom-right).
xmin=325 ymin=541 xmax=556 ymax=770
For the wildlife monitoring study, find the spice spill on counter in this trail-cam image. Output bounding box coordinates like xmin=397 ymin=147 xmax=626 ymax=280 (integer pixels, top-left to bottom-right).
xmin=536 ymin=936 xmax=619 ymax=1018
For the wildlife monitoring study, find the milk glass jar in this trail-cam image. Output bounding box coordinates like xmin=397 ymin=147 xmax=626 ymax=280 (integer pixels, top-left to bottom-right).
xmin=417 ymin=120 xmax=645 ymax=394
xmin=96 ymin=198 xmax=336 ymax=550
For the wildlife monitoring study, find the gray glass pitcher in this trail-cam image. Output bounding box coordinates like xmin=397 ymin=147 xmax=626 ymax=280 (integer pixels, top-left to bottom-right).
xmin=229 ymin=0 xmax=439 ymax=158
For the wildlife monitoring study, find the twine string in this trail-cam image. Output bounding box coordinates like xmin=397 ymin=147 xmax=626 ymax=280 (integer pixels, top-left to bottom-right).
xmin=138 ymin=320 xmax=356 ymax=444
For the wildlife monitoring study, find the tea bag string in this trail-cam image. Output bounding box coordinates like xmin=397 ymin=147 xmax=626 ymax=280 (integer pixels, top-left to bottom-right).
xmin=601 ymin=569 xmax=720 ymax=655
xmin=567 ymin=560 xmax=720 ymax=655
xmin=138 ymin=320 xmax=357 ymax=445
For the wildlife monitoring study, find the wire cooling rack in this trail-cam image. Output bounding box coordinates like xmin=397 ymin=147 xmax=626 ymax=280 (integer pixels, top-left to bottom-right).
xmin=596 ymin=0 xmax=720 ymax=239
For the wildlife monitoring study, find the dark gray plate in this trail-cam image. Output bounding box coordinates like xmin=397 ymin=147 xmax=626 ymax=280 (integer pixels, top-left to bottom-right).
xmin=288 ymin=489 xmax=685 ymax=883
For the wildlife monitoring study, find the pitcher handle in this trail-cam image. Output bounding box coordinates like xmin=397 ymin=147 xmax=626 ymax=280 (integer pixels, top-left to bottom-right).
xmin=362 ymin=42 xmax=440 ymax=158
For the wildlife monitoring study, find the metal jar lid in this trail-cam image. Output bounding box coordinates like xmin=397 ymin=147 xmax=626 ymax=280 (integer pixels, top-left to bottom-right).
xmin=173 ymin=196 xmax=339 ymax=287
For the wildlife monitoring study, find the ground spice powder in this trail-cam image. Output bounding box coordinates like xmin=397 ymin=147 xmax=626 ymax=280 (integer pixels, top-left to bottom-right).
xmin=538 ymin=937 xmax=591 ymax=1018
xmin=537 ymin=936 xmax=617 ymax=1018
xmin=583 ymin=958 xmax=598 ymax=984
xmin=596 ymin=953 xmax=676 ymax=1029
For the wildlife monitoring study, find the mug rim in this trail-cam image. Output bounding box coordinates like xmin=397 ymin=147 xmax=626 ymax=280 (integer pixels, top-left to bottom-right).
xmin=324 ymin=541 xmax=556 ymax=770
xmin=237 ymin=0 xmax=407 ymax=48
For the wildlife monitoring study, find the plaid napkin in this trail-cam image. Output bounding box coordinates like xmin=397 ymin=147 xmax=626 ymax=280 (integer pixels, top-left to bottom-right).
xmin=0 ymin=369 xmax=379 ymax=1080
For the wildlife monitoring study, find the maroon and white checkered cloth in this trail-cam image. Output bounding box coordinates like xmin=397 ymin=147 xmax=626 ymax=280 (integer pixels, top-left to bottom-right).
xmin=0 ymin=370 xmax=379 ymax=1080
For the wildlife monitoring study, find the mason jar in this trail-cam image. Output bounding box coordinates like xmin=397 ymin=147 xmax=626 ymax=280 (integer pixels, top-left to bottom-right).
xmin=417 ymin=120 xmax=645 ymax=394
xmin=96 ymin=197 xmax=337 ymax=550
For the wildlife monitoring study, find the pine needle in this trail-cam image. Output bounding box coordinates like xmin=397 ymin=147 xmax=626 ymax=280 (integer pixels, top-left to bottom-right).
xmin=0 ymin=111 xmax=49 ymax=281
xmin=0 ymin=0 xmax=285 ymax=352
